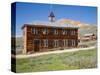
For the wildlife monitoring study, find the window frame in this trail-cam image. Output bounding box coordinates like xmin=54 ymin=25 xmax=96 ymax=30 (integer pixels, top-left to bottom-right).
xmin=32 ymin=27 xmax=38 ymax=34
xmin=43 ymin=28 xmax=48 ymax=35
xmin=43 ymin=39 xmax=48 ymax=47
xmin=54 ymin=40 xmax=58 ymax=47
xmin=70 ymin=30 xmax=75 ymax=35
xmin=70 ymin=39 xmax=75 ymax=47
xmin=62 ymin=29 xmax=67 ymax=35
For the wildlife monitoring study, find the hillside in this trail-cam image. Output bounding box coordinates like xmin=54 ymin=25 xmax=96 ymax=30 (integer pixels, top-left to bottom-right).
xmin=78 ymin=24 xmax=97 ymax=36
xmin=57 ymin=18 xmax=97 ymax=36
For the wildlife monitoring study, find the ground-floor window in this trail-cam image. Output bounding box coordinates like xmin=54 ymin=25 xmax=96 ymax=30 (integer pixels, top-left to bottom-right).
xmin=42 ymin=39 xmax=69 ymax=48
xmin=43 ymin=39 xmax=48 ymax=47
xmin=54 ymin=40 xmax=59 ymax=47
xmin=63 ymin=39 xmax=67 ymax=47
xmin=69 ymin=39 xmax=75 ymax=47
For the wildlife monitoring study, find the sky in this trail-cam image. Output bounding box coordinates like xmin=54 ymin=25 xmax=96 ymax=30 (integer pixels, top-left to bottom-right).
xmin=13 ymin=2 xmax=97 ymax=37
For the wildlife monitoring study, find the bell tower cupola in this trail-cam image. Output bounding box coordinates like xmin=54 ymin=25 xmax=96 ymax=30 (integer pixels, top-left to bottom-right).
xmin=48 ymin=11 xmax=55 ymax=22
xmin=48 ymin=4 xmax=55 ymax=22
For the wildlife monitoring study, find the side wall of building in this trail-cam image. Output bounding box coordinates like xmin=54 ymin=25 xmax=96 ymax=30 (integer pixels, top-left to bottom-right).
xmin=22 ymin=27 xmax=27 ymax=54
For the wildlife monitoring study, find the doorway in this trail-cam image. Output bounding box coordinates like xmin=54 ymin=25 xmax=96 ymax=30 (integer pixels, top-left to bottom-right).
xmin=34 ymin=40 xmax=40 ymax=52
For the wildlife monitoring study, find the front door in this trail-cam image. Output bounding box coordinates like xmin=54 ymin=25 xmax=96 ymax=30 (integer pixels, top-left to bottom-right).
xmin=34 ymin=40 xmax=40 ymax=52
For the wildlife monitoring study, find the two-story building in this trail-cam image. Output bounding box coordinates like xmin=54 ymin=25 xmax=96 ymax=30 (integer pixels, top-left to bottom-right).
xmin=22 ymin=11 xmax=78 ymax=54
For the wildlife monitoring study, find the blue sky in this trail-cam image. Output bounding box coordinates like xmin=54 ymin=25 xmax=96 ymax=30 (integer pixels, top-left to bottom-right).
xmin=14 ymin=2 xmax=97 ymax=37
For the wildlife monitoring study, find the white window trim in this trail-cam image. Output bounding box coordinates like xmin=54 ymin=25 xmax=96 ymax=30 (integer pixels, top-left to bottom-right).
xmin=43 ymin=28 xmax=48 ymax=35
xmin=44 ymin=39 xmax=48 ymax=47
xmin=54 ymin=40 xmax=58 ymax=47
xmin=71 ymin=31 xmax=75 ymax=35
xmin=54 ymin=29 xmax=58 ymax=35
xmin=62 ymin=30 xmax=67 ymax=35
xmin=70 ymin=39 xmax=75 ymax=47
xmin=63 ymin=39 xmax=66 ymax=47
xmin=32 ymin=28 xmax=38 ymax=34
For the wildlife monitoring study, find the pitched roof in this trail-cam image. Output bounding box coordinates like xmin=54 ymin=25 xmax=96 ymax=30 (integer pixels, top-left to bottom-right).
xmin=48 ymin=11 xmax=55 ymax=17
xmin=22 ymin=21 xmax=79 ymax=29
xmin=84 ymin=33 xmax=95 ymax=36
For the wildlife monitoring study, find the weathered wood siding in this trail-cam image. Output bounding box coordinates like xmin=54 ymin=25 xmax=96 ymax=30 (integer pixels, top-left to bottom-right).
xmin=22 ymin=24 xmax=78 ymax=54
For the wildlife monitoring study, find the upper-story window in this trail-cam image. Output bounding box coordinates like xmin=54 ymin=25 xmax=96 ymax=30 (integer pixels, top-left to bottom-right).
xmin=54 ymin=29 xmax=58 ymax=35
xmin=43 ymin=39 xmax=48 ymax=47
xmin=32 ymin=27 xmax=38 ymax=34
xmin=70 ymin=31 xmax=75 ymax=35
xmin=50 ymin=28 xmax=58 ymax=35
xmin=43 ymin=28 xmax=48 ymax=35
xmin=62 ymin=29 xmax=67 ymax=35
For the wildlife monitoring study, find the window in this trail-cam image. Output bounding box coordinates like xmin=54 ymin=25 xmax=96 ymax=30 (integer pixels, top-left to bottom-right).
xmin=63 ymin=39 xmax=67 ymax=47
xmin=62 ymin=29 xmax=67 ymax=35
xmin=43 ymin=39 xmax=48 ymax=47
xmin=51 ymin=29 xmax=58 ymax=35
xmin=70 ymin=31 xmax=75 ymax=35
xmin=54 ymin=40 xmax=58 ymax=47
xmin=54 ymin=29 xmax=58 ymax=35
xmin=70 ymin=39 xmax=75 ymax=47
xmin=32 ymin=28 xmax=38 ymax=34
xmin=43 ymin=28 xmax=48 ymax=35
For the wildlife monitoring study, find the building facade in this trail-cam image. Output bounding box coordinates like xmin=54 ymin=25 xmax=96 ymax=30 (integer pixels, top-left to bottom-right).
xmin=22 ymin=11 xmax=78 ymax=54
